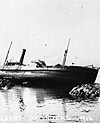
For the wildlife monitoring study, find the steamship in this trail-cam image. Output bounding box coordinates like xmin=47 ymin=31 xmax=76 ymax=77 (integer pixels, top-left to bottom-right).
xmin=0 ymin=40 xmax=98 ymax=87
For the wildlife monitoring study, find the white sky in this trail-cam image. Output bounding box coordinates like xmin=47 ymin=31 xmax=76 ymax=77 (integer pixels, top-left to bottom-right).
xmin=0 ymin=0 xmax=100 ymax=67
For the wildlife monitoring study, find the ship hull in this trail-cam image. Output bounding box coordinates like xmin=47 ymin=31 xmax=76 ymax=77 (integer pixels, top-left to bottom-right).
xmin=0 ymin=66 xmax=98 ymax=88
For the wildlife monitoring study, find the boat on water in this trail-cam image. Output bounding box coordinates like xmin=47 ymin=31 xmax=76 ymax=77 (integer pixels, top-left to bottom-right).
xmin=0 ymin=40 xmax=99 ymax=87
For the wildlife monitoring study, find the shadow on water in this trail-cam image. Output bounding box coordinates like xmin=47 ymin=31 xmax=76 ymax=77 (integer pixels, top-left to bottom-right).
xmin=0 ymin=79 xmax=100 ymax=100
xmin=0 ymin=78 xmax=74 ymax=95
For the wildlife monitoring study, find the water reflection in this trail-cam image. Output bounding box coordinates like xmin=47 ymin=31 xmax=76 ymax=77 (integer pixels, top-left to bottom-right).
xmin=3 ymin=91 xmax=9 ymax=110
xmin=0 ymin=84 xmax=99 ymax=122
xmin=15 ymin=87 xmax=26 ymax=113
xmin=36 ymin=89 xmax=45 ymax=104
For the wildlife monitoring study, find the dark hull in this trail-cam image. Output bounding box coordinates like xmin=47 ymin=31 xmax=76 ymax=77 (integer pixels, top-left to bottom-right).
xmin=0 ymin=66 xmax=98 ymax=88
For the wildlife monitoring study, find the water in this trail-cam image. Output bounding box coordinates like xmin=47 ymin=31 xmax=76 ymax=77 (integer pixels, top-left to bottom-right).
xmin=0 ymin=83 xmax=100 ymax=123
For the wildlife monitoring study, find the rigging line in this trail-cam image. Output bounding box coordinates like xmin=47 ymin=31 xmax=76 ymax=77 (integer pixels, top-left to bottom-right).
xmin=44 ymin=52 xmax=63 ymax=58
xmin=52 ymin=56 xmax=62 ymax=65
xmin=35 ymin=52 xmax=63 ymax=60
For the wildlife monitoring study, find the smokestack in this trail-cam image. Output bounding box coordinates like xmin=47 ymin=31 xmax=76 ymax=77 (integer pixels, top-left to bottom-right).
xmin=19 ymin=49 xmax=26 ymax=65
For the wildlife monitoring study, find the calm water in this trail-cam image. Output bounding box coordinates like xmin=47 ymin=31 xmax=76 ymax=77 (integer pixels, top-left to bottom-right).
xmin=0 ymin=83 xmax=100 ymax=123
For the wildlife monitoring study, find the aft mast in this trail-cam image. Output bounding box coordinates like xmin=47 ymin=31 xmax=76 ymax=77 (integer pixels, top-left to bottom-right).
xmin=62 ymin=39 xmax=70 ymax=67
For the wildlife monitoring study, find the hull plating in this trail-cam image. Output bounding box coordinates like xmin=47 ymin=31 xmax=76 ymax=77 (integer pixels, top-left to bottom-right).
xmin=0 ymin=66 xmax=98 ymax=87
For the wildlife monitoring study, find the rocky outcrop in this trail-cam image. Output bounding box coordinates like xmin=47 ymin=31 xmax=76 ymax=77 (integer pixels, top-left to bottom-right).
xmin=69 ymin=83 xmax=100 ymax=100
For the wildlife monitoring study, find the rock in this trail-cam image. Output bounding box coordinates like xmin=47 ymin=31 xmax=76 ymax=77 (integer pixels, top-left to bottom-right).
xmin=69 ymin=84 xmax=100 ymax=100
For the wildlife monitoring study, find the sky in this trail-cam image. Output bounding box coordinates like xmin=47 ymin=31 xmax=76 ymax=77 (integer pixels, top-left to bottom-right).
xmin=0 ymin=0 xmax=100 ymax=67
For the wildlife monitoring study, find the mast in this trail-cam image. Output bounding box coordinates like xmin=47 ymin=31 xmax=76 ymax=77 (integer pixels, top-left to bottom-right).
xmin=3 ymin=41 xmax=13 ymax=68
xmin=62 ymin=39 xmax=70 ymax=67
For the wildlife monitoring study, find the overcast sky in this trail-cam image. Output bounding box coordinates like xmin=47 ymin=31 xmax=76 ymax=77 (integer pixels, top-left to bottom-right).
xmin=0 ymin=0 xmax=100 ymax=67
